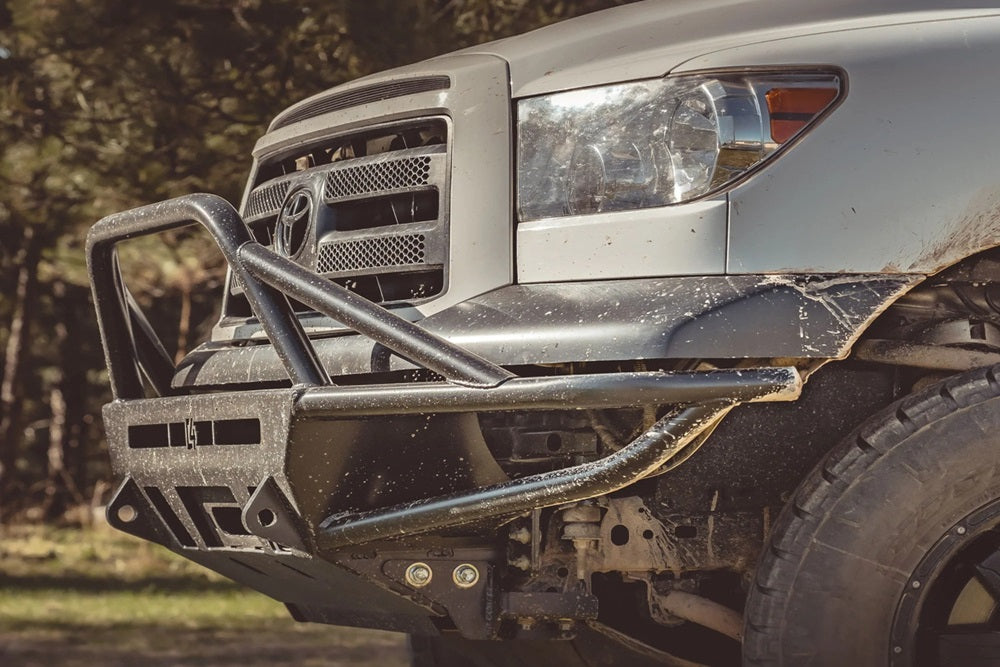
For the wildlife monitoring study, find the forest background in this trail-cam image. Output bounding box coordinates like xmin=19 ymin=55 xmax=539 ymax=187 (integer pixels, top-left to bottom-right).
xmin=0 ymin=0 xmax=632 ymax=523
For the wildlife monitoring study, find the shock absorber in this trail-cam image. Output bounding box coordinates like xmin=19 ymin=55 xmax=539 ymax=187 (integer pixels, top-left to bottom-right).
xmin=561 ymin=502 xmax=604 ymax=583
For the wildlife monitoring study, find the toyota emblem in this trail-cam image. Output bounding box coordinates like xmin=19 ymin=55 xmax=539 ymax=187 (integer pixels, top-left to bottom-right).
xmin=275 ymin=189 xmax=312 ymax=257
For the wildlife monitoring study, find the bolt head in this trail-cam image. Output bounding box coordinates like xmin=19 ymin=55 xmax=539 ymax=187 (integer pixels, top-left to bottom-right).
xmin=453 ymin=563 xmax=480 ymax=588
xmin=405 ymin=562 xmax=433 ymax=588
xmin=957 ymin=526 xmax=967 ymax=535
xmin=116 ymin=504 xmax=137 ymax=523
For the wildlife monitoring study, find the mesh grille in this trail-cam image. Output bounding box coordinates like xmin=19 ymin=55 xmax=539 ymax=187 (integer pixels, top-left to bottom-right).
xmin=245 ymin=181 xmax=290 ymax=219
xmin=324 ymin=156 xmax=432 ymax=200
xmin=317 ymin=234 xmax=427 ymax=273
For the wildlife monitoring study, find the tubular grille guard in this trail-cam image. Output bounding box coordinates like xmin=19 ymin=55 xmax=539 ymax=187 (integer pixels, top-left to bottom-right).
xmin=324 ymin=155 xmax=432 ymax=200
xmin=317 ymin=234 xmax=427 ymax=273
xmin=86 ymin=193 xmax=510 ymax=399
xmin=87 ymin=193 xmax=802 ymax=543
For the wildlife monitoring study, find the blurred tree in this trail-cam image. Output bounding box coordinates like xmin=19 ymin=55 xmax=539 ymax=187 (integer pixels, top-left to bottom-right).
xmin=0 ymin=1 xmax=95 ymax=516
xmin=344 ymin=0 xmax=633 ymax=70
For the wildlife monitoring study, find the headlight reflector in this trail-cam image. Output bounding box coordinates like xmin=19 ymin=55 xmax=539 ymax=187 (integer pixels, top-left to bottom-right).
xmin=516 ymin=70 xmax=842 ymax=221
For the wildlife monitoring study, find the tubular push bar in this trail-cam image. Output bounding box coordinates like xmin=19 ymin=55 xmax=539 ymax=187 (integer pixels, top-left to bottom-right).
xmin=88 ymin=194 xmax=802 ymax=545
xmin=87 ymin=193 xmax=513 ymax=399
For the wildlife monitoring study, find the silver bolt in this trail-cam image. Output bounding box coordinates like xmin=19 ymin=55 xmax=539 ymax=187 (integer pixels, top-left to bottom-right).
xmin=405 ymin=562 xmax=433 ymax=588
xmin=957 ymin=526 xmax=967 ymax=535
xmin=893 ymin=646 xmax=902 ymax=654
xmin=453 ymin=564 xmax=480 ymax=588
xmin=911 ymin=580 xmax=921 ymax=589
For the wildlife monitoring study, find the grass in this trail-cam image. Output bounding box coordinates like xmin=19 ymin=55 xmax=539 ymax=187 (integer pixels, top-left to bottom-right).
xmin=0 ymin=523 xmax=409 ymax=666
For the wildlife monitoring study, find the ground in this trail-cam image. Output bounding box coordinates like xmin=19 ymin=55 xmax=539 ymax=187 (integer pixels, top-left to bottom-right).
xmin=0 ymin=523 xmax=409 ymax=666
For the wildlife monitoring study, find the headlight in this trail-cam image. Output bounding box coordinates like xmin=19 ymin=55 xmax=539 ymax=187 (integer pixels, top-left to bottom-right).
xmin=516 ymin=70 xmax=842 ymax=221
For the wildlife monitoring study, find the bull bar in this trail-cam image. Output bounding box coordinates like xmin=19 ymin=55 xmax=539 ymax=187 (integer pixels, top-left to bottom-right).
xmin=87 ymin=193 xmax=802 ymax=549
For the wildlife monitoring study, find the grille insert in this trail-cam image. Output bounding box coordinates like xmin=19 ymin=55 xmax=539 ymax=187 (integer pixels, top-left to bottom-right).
xmin=229 ymin=119 xmax=449 ymax=316
xmin=324 ymin=156 xmax=432 ymax=200
xmin=245 ymin=181 xmax=289 ymax=219
xmin=317 ymin=234 xmax=426 ymax=274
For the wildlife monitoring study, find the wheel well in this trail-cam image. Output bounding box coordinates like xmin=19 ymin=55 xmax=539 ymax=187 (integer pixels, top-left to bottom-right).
xmin=490 ymin=252 xmax=1000 ymax=654
xmin=639 ymin=248 xmax=1000 ymax=578
xmin=853 ymin=246 xmax=1000 ymax=379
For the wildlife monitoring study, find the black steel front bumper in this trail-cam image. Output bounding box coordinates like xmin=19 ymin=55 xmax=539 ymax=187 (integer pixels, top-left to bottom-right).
xmin=86 ymin=193 xmax=822 ymax=634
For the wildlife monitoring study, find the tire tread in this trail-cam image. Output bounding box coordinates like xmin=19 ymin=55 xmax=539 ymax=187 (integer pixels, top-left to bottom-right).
xmin=744 ymin=363 xmax=1000 ymax=665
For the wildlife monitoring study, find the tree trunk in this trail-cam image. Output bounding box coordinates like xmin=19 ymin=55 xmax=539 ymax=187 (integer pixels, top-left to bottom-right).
xmin=40 ymin=283 xmax=85 ymax=520
xmin=61 ymin=283 xmax=91 ymax=518
xmin=0 ymin=226 xmax=42 ymax=516
xmin=42 ymin=379 xmax=67 ymax=516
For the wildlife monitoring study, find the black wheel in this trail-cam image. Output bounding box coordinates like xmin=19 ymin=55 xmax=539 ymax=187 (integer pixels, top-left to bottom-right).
xmin=744 ymin=364 xmax=1000 ymax=666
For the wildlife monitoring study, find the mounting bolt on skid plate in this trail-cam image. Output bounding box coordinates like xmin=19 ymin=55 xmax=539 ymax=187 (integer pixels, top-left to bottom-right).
xmin=453 ymin=563 xmax=480 ymax=588
xmin=117 ymin=504 xmax=137 ymax=523
xmin=405 ymin=562 xmax=433 ymax=588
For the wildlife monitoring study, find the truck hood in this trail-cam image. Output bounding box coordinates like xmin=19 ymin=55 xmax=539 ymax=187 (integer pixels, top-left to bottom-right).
xmin=456 ymin=0 xmax=1000 ymax=98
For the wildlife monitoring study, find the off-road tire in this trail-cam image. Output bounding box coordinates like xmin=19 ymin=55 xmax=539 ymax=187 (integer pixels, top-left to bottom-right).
xmin=743 ymin=364 xmax=1000 ymax=665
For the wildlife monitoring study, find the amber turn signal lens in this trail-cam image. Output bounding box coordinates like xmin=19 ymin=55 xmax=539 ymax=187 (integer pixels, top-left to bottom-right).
xmin=765 ymin=87 xmax=839 ymax=143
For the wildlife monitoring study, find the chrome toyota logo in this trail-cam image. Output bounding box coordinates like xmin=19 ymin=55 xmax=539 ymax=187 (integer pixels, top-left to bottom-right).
xmin=274 ymin=189 xmax=312 ymax=257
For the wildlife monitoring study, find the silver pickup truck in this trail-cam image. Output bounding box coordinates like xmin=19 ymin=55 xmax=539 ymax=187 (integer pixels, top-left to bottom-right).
xmin=87 ymin=1 xmax=1000 ymax=665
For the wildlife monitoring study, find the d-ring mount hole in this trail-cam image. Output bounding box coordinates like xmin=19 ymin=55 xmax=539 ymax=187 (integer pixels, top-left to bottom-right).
xmin=257 ymin=508 xmax=277 ymax=528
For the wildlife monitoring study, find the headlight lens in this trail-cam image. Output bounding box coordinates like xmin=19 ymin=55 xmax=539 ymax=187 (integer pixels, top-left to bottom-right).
xmin=516 ymin=70 xmax=841 ymax=221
